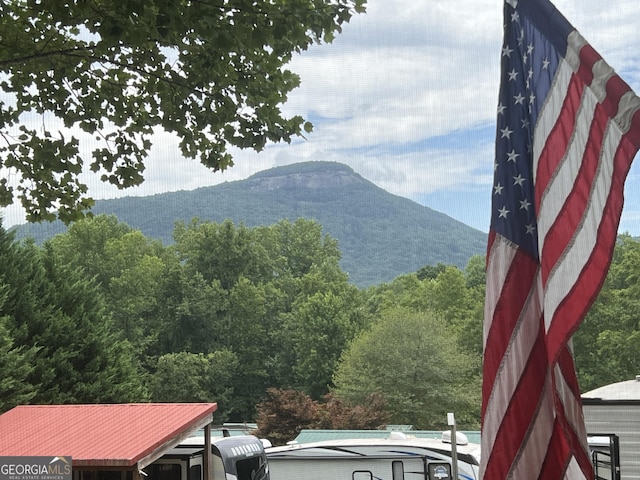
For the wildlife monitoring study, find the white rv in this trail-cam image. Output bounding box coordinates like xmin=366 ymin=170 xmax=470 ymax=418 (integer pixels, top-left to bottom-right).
xmin=150 ymin=435 xmax=269 ymax=480
xmin=265 ymin=433 xmax=481 ymax=480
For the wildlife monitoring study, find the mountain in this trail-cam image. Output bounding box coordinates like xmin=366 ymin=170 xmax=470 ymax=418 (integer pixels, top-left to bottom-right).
xmin=13 ymin=161 xmax=487 ymax=287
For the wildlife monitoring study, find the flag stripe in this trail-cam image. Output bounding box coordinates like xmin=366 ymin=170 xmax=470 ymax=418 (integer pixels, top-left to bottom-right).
xmin=574 ymin=43 xmax=600 ymax=86
xmin=544 ymin=108 xmax=630 ymax=329
xmin=538 ymin=91 xmax=603 ymax=289
xmin=534 ymin=72 xmax=587 ymax=209
xmin=481 ymin=244 xmax=538 ymax=416
xmin=557 ymin=345 xmax=581 ymax=397
xmin=533 ymin=58 xmax=575 ymax=186
xmin=481 ymin=324 xmax=549 ymax=479
xmin=481 ymin=257 xmax=542 ymax=450
xmin=565 ymin=458 xmax=590 ymax=480
xmin=508 ymin=370 xmax=555 ymax=480
xmin=555 ymin=355 xmax=594 ymax=477
xmin=546 ymin=133 xmax=637 ymax=359
xmin=483 ymin=232 xmax=516 ymax=347
xmin=538 ymin=419 xmax=572 ymax=480
xmin=535 ymin=77 xmax=593 ymax=263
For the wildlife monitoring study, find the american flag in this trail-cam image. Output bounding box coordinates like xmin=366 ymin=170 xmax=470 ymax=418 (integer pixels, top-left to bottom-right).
xmin=480 ymin=0 xmax=640 ymax=479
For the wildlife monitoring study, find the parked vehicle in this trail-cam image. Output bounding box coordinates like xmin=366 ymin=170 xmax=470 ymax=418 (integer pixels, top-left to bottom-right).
xmin=265 ymin=433 xmax=481 ymax=480
xmin=149 ymin=435 xmax=269 ymax=480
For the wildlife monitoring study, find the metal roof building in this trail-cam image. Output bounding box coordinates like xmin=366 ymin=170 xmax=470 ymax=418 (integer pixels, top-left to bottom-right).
xmin=582 ymin=376 xmax=640 ymax=480
xmin=0 ymin=403 xmax=217 ymax=479
xmin=583 ymin=376 xmax=640 ymax=403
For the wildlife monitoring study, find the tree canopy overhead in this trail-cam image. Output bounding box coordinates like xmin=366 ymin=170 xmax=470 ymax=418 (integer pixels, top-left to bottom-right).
xmin=0 ymin=0 xmax=366 ymax=222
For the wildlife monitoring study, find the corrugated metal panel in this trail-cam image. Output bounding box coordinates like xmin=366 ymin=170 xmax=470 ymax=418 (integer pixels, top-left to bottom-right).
xmin=583 ymin=404 xmax=640 ymax=480
xmin=0 ymin=403 xmax=217 ymax=468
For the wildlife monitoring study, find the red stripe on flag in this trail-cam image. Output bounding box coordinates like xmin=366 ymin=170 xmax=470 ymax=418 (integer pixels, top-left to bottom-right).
xmin=537 ymin=419 xmax=571 ymax=480
xmin=481 ymin=246 xmax=538 ymax=416
xmin=557 ymin=346 xmax=581 ymax=397
xmin=575 ymin=43 xmax=600 ymax=86
xmin=486 ymin=229 xmax=497 ymax=261
xmin=603 ymin=72 xmax=634 ymax=119
xmin=556 ymin=352 xmax=595 ymax=478
xmin=534 ymin=75 xmax=584 ymax=204
xmin=482 ymin=323 xmax=549 ymax=480
xmin=539 ymin=105 xmax=607 ymax=286
xmin=626 ymin=109 xmax=640 ymax=146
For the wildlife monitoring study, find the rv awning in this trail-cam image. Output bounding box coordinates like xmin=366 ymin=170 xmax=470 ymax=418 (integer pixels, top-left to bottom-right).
xmin=0 ymin=403 xmax=217 ymax=469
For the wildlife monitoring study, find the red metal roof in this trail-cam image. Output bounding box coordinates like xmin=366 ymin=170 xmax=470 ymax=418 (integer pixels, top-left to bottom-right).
xmin=0 ymin=403 xmax=217 ymax=467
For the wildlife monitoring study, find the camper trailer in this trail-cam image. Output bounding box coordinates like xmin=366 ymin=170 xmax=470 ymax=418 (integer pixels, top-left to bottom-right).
xmin=265 ymin=434 xmax=481 ymax=480
xmin=150 ymin=435 xmax=269 ymax=480
xmin=582 ymin=376 xmax=640 ymax=480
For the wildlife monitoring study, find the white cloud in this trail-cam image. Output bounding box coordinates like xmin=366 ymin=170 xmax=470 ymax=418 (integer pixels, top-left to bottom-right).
xmin=3 ymin=0 xmax=640 ymax=236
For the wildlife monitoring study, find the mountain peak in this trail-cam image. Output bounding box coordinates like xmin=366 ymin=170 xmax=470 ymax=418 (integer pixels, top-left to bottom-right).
xmin=247 ymin=161 xmax=364 ymax=191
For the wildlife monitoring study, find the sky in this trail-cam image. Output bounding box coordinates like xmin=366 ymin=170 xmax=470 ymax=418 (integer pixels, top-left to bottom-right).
xmin=4 ymin=0 xmax=640 ymax=235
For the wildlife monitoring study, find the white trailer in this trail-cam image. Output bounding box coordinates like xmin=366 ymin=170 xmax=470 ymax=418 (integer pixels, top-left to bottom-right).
xmin=149 ymin=435 xmax=269 ymax=480
xmin=265 ymin=434 xmax=481 ymax=480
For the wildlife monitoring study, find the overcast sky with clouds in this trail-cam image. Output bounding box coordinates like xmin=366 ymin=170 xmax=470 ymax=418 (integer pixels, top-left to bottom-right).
xmin=4 ymin=0 xmax=640 ymax=235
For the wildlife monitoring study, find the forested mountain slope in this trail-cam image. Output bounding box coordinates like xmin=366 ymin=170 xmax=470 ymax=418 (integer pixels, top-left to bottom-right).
xmin=14 ymin=161 xmax=487 ymax=287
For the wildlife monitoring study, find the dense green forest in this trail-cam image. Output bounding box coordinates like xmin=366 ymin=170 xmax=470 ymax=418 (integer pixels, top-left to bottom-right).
xmin=13 ymin=161 xmax=487 ymax=287
xmin=1 ymin=215 xmax=638 ymax=435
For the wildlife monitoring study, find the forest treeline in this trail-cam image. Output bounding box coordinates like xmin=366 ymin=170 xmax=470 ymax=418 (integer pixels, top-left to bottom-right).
xmin=1 ymin=214 xmax=638 ymax=435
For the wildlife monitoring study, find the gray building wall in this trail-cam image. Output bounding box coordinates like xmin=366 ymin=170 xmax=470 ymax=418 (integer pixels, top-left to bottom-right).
xmin=583 ymin=377 xmax=640 ymax=480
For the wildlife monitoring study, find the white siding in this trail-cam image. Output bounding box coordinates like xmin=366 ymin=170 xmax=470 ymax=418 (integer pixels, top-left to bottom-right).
xmin=268 ymin=457 xmax=427 ymax=480
xmin=583 ymin=404 xmax=640 ymax=480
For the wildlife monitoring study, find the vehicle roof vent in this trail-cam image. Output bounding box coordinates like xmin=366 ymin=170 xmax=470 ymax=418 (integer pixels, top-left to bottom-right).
xmin=441 ymin=430 xmax=468 ymax=446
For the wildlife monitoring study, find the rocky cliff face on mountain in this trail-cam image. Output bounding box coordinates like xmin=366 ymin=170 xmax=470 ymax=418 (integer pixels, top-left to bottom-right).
xmin=246 ymin=165 xmax=366 ymax=192
xmin=13 ymin=161 xmax=487 ymax=287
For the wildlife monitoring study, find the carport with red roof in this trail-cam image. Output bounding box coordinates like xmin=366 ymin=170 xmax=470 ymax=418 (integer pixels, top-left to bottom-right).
xmin=0 ymin=403 xmax=217 ymax=480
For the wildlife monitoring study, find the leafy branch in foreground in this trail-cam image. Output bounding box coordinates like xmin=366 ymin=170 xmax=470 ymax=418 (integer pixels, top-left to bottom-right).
xmin=0 ymin=0 xmax=366 ymax=222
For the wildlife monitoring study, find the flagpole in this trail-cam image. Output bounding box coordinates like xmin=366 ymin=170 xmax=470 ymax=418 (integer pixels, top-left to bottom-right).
xmin=447 ymin=412 xmax=458 ymax=480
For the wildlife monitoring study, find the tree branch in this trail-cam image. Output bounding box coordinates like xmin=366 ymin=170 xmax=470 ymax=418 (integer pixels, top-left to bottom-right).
xmin=0 ymin=46 xmax=96 ymax=69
